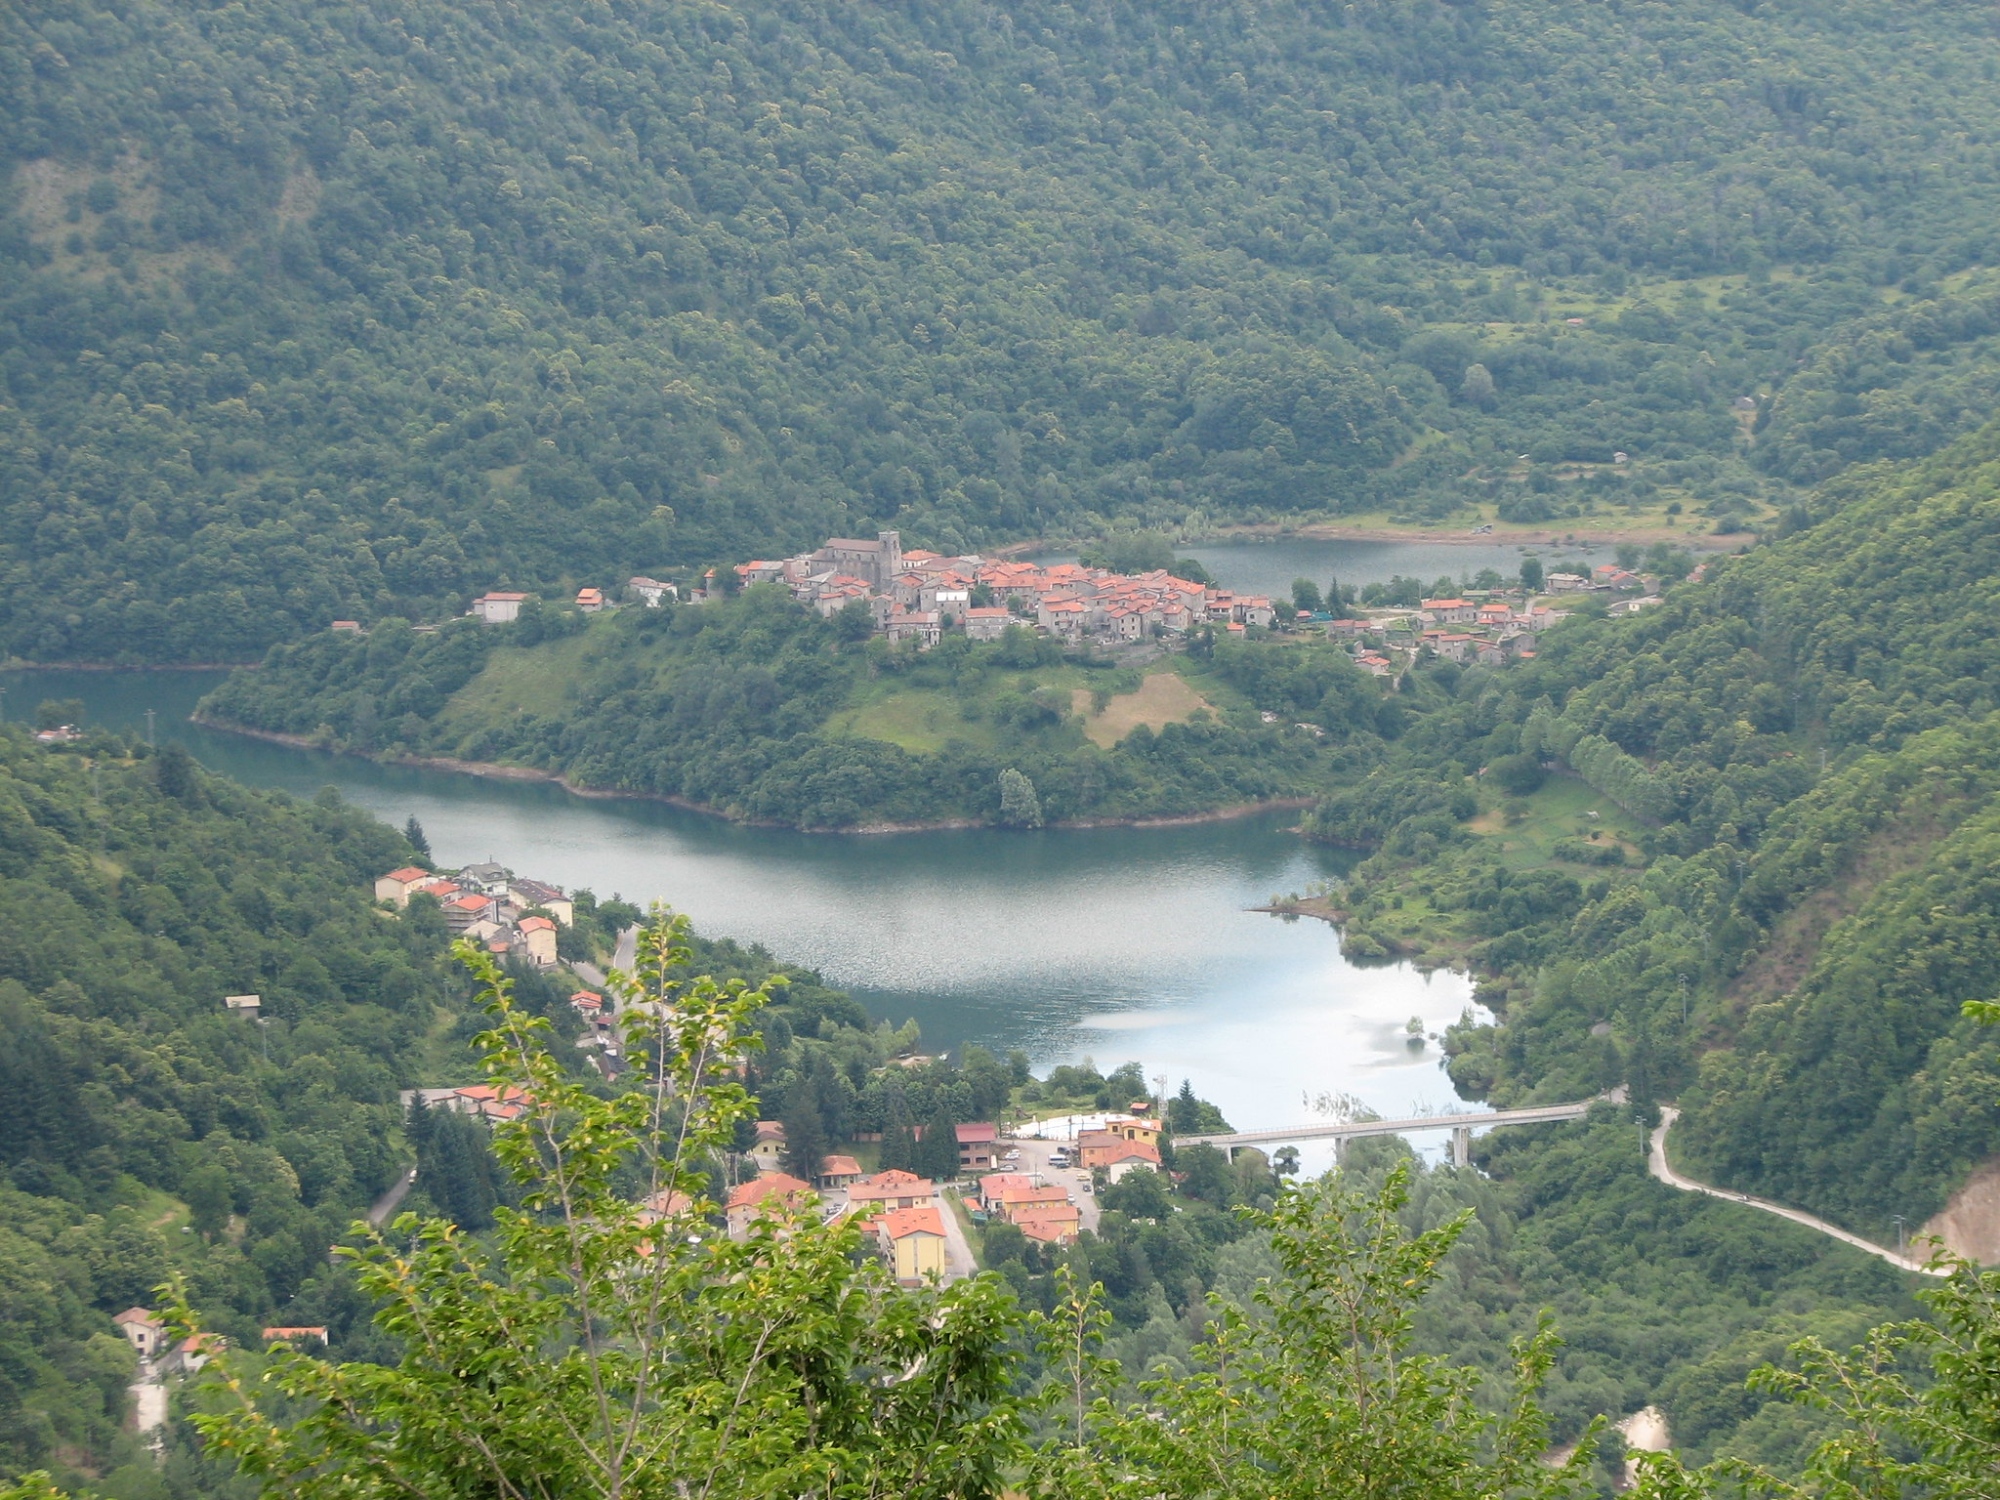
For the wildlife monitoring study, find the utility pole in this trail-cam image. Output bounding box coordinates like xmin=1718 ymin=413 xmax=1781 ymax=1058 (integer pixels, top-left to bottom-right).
xmin=144 ymin=708 xmax=156 ymax=746
xmin=1892 ymin=1215 xmax=1907 ymax=1255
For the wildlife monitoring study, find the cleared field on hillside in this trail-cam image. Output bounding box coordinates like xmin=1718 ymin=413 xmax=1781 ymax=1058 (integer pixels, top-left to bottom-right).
xmin=1073 ymin=670 xmax=1213 ymax=748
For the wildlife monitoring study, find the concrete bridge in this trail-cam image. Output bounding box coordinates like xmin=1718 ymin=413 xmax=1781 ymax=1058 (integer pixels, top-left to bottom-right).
xmin=1178 ymin=1100 xmax=1599 ymax=1167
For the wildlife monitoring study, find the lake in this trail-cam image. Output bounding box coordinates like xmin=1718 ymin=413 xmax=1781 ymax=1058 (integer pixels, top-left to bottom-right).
xmin=3 ymin=537 xmax=1491 ymax=1148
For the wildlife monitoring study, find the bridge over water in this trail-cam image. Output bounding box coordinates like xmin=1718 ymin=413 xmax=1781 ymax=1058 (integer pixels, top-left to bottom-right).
xmin=1178 ymin=1100 xmax=1599 ymax=1166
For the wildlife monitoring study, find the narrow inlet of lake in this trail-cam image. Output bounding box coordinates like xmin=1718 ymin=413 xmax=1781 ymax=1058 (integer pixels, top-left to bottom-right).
xmin=5 ymin=626 xmax=1484 ymax=1148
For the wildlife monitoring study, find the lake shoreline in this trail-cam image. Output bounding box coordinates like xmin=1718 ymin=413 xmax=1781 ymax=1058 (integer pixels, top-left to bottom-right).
xmin=1011 ymin=521 xmax=1742 ymax=561
xmin=193 ymin=716 xmax=1317 ymax=835
xmin=2 ymin=659 xmax=261 ymax=672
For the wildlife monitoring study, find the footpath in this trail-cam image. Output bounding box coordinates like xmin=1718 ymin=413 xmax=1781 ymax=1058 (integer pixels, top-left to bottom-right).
xmin=1649 ymin=1108 xmax=1943 ymax=1277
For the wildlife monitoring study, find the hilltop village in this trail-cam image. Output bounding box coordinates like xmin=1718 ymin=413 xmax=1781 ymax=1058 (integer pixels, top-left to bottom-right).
xmin=451 ymin=530 xmax=1688 ymax=679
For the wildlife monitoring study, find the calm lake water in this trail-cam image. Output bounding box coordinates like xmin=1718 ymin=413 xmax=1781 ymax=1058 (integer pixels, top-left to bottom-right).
xmin=4 ymin=538 xmax=1493 ymax=1146
xmin=1176 ymin=536 xmax=1572 ymax=601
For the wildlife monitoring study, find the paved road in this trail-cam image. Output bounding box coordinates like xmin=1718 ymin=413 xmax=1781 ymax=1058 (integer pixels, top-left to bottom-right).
xmin=1004 ymin=1135 xmax=1101 ymax=1234
xmin=1649 ymin=1108 xmax=1941 ymax=1276
xmin=130 ymin=1361 xmax=166 ymax=1451
xmin=368 ymin=1165 xmax=418 ymax=1227
xmin=937 ymin=1189 xmax=979 ymax=1281
xmin=570 ymin=926 xmax=639 ymax=994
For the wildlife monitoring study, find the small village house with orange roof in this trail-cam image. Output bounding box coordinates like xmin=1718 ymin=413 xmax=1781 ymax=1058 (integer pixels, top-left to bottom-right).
xmin=1083 ymin=1138 xmax=1161 ymax=1181
xmin=450 ymin=1083 xmax=535 ymax=1122
xmin=113 ymin=1308 xmax=166 ymax=1359
xmin=961 ymin=606 xmax=1014 ymax=641
xmin=875 ymin=1206 xmax=948 ymax=1284
xmin=976 ymin=1172 xmax=1038 ymax=1208
xmin=748 ymin=1120 xmax=787 ymax=1173
xmin=575 ymin=587 xmax=606 ymax=612
xmin=444 ymin=892 xmax=496 ymax=931
xmin=639 ymin=1186 xmax=695 ymax=1216
xmin=375 ymin=867 xmax=435 ymax=906
xmin=990 ymin=1183 xmax=1073 ymax=1224
xmin=817 ymin=1154 xmax=864 ymax=1189
xmin=1421 ymin=598 xmax=1478 ymax=624
xmin=954 ymin=1122 xmax=999 ymax=1172
xmin=1015 ymin=1212 xmax=1080 ymax=1247
xmin=509 ymin=877 xmax=573 ymax=925
xmin=1102 ymin=1116 xmax=1161 ymax=1145
xmin=171 ymin=1332 xmax=225 ymax=1374
xmin=846 ymin=1168 xmax=936 ymax=1211
xmin=517 ymin=915 xmax=558 ymax=968
xmin=725 ymin=1173 xmax=817 ymax=1238
xmin=262 ymin=1326 xmax=328 ymax=1347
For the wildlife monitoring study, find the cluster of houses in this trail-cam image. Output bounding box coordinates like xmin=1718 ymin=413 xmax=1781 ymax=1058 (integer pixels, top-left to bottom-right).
xmin=1321 ymin=562 xmax=1673 ymax=675
xmin=374 ymin=861 xmax=573 ymax=970
xmin=114 ymin=1310 xmax=327 ymax=1370
xmin=718 ymin=1164 xmax=956 ymax=1284
xmin=729 ymin=530 xmax=1276 ymax=648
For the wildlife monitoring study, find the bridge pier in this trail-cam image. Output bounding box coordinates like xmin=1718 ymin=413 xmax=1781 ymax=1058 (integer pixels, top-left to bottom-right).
xmin=1333 ymin=1135 xmax=1348 ymax=1168
xmin=1450 ymin=1126 xmax=1472 ymax=1168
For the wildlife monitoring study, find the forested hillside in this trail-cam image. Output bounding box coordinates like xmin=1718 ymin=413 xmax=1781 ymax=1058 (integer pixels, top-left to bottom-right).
xmin=195 ymin=587 xmax=1383 ymax=827
xmin=1300 ymin=416 xmax=2000 ymax=1241
xmin=8 ymin=0 xmax=2000 ymax=660
xmin=0 ymin=726 xmax=458 ymax=1488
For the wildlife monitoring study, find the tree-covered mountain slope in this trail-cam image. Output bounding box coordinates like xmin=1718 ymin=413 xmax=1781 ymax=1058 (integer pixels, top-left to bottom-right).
xmin=0 ymin=726 xmax=458 ymax=1485
xmin=1295 ymin=417 xmax=2000 ymax=1241
xmin=195 ymin=589 xmax=1386 ymax=827
xmin=9 ymin=0 xmax=2000 ymax=660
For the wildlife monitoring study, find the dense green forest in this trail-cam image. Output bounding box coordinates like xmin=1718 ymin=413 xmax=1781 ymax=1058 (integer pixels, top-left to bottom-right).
xmin=13 ymin=909 xmax=1960 ymax=1500
xmin=195 ymin=587 xmax=1385 ymax=827
xmin=10 ymin=0 xmax=2000 ymax=660
xmin=1290 ymin=415 xmax=2000 ymax=1244
xmin=0 ymin=723 xmax=459 ymax=1490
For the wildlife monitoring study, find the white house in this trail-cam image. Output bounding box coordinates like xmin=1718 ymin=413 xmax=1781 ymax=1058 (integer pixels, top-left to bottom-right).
xmin=469 ymin=591 xmax=528 ymax=623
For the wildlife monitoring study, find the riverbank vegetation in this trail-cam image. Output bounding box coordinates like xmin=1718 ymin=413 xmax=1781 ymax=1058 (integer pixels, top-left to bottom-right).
xmin=13 ymin=2 xmax=2000 ymax=660
xmin=1295 ymin=415 xmax=2000 ymax=1252
xmin=196 ymin=588 xmax=1387 ymax=828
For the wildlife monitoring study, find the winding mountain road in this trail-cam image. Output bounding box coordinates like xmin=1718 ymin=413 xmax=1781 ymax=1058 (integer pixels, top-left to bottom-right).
xmin=1649 ymin=1108 xmax=1942 ymax=1277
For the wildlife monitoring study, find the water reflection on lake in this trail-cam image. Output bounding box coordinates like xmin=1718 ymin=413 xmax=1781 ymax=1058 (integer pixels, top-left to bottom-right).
xmin=4 ymin=536 xmax=1496 ymax=1147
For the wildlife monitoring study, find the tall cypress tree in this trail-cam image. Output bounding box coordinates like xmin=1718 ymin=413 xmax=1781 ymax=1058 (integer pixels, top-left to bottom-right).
xmin=782 ymin=1077 xmax=831 ymax=1184
xmin=923 ymin=1102 xmax=960 ymax=1183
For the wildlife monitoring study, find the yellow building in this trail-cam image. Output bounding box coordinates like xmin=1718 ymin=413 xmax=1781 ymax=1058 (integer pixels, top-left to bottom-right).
xmin=877 ymin=1206 xmax=947 ymax=1284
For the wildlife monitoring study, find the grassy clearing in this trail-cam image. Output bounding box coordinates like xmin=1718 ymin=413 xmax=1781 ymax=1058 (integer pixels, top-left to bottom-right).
xmin=440 ymin=634 xmax=599 ymax=726
xmin=1468 ymin=771 xmax=1647 ymax=870
xmin=825 ymin=688 xmax=996 ymax=753
xmin=1071 ymin=669 xmax=1213 ymax=748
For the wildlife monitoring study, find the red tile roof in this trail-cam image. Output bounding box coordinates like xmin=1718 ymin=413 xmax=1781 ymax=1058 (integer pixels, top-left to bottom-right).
xmin=877 ymin=1206 xmax=944 ymax=1240
xmin=726 ymin=1173 xmax=814 ymax=1211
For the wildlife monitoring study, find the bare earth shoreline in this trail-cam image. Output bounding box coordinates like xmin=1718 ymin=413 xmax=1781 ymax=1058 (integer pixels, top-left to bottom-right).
xmin=191 ymin=715 xmax=1317 ymax=835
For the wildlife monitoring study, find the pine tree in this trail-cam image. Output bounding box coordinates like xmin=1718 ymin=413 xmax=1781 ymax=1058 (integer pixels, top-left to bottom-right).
xmin=782 ymin=1078 xmax=831 ymax=1184
xmin=880 ymin=1118 xmax=916 ymax=1173
xmin=403 ymin=815 xmax=432 ymax=862
xmin=924 ymin=1102 xmax=960 ymax=1183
